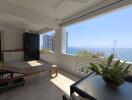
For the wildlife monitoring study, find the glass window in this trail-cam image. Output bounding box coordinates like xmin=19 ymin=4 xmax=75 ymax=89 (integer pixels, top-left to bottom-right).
xmin=65 ymin=6 xmax=132 ymax=61
xmin=40 ymin=31 xmax=55 ymax=52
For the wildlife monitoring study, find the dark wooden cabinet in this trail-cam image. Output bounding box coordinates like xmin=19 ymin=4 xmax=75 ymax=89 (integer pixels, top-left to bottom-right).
xmin=23 ymin=33 xmax=40 ymax=61
xmin=0 ymin=33 xmax=1 ymax=61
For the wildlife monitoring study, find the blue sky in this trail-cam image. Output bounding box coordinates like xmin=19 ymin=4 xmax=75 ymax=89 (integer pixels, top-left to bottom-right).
xmin=65 ymin=6 xmax=132 ymax=48
xmin=40 ymin=6 xmax=132 ymax=49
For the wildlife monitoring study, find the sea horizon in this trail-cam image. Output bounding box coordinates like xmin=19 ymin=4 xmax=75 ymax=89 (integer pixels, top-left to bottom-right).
xmin=67 ymin=46 xmax=132 ymax=62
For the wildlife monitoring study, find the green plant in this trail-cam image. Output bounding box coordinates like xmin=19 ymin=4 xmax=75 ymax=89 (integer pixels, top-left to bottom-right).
xmin=40 ymin=48 xmax=51 ymax=53
xmin=89 ymin=54 xmax=131 ymax=88
xmin=0 ymin=60 xmax=3 ymax=64
xmin=76 ymin=49 xmax=104 ymax=58
xmin=0 ymin=60 xmax=4 ymax=66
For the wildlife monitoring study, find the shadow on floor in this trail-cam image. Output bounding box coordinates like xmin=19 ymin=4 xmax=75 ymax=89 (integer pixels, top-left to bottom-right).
xmin=0 ymin=70 xmax=80 ymax=100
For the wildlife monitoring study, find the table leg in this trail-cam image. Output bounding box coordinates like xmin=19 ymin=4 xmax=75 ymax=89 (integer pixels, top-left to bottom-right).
xmin=49 ymin=69 xmax=51 ymax=76
xmin=70 ymin=86 xmax=74 ymax=96
xmin=55 ymin=69 xmax=58 ymax=76
xmin=11 ymin=72 xmax=13 ymax=78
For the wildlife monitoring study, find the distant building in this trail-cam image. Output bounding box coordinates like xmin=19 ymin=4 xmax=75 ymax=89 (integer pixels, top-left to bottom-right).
xmin=43 ymin=33 xmax=55 ymax=51
xmin=52 ymin=34 xmax=55 ymax=51
xmin=43 ymin=32 xmax=68 ymax=52
xmin=66 ymin=32 xmax=68 ymax=53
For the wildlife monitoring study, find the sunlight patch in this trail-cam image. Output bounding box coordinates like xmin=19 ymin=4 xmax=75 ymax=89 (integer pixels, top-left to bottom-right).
xmin=27 ymin=60 xmax=43 ymax=66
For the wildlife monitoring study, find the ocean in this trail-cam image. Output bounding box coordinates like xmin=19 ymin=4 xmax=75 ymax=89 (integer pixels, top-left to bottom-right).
xmin=67 ymin=47 xmax=132 ymax=62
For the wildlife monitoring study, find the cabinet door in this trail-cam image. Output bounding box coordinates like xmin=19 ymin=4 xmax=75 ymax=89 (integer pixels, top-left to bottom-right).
xmin=23 ymin=33 xmax=39 ymax=61
xmin=0 ymin=32 xmax=1 ymax=61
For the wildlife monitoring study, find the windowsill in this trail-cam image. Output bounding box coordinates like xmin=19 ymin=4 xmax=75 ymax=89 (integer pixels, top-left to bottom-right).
xmin=63 ymin=53 xmax=104 ymax=59
xmin=40 ymin=51 xmax=55 ymax=54
xmin=40 ymin=52 xmax=132 ymax=64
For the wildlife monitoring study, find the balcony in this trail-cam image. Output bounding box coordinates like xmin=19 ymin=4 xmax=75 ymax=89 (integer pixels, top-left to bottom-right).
xmin=0 ymin=0 xmax=132 ymax=100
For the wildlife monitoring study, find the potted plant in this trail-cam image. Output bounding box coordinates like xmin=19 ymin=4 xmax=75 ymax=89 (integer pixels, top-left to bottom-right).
xmin=89 ymin=54 xmax=131 ymax=88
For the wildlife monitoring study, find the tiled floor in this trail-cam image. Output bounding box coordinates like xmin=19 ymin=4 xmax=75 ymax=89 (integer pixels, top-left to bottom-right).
xmin=0 ymin=70 xmax=79 ymax=100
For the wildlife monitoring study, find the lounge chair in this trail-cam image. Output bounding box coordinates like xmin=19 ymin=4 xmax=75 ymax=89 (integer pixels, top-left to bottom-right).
xmin=0 ymin=63 xmax=51 ymax=84
xmin=0 ymin=63 xmax=52 ymax=92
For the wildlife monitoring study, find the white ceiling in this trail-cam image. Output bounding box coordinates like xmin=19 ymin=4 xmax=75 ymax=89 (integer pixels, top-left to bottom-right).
xmin=0 ymin=0 xmax=104 ymax=31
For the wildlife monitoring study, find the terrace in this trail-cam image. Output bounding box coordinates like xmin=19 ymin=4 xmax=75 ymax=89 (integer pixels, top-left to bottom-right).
xmin=0 ymin=0 xmax=132 ymax=100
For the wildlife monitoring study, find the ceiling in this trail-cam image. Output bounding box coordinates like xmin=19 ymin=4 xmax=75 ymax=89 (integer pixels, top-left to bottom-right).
xmin=0 ymin=0 xmax=104 ymax=31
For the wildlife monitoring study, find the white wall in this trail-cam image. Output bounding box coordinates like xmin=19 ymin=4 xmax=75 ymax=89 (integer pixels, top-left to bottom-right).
xmin=40 ymin=52 xmax=102 ymax=77
xmin=4 ymin=52 xmax=24 ymax=63
xmin=41 ymin=52 xmax=132 ymax=77
xmin=0 ymin=25 xmax=24 ymax=63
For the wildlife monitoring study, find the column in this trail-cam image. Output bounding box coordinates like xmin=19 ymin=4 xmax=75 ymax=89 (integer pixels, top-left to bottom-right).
xmin=55 ymin=27 xmax=67 ymax=54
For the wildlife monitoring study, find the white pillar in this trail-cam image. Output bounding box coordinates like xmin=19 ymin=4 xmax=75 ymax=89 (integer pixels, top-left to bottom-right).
xmin=55 ymin=27 xmax=67 ymax=54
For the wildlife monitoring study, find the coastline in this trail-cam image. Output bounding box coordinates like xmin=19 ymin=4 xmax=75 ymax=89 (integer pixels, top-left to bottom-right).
xmin=67 ymin=47 xmax=132 ymax=62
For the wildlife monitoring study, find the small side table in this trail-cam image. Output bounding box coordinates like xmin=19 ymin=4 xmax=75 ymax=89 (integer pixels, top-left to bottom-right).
xmin=51 ymin=65 xmax=59 ymax=76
